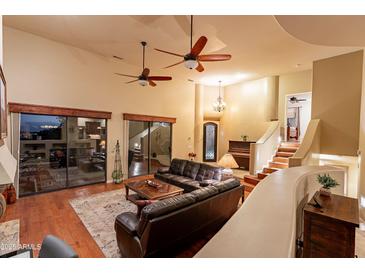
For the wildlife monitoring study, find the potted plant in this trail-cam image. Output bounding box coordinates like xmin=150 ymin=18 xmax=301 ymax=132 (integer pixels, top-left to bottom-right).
xmin=240 ymin=134 xmax=248 ymax=142
xmin=317 ymin=174 xmax=339 ymax=197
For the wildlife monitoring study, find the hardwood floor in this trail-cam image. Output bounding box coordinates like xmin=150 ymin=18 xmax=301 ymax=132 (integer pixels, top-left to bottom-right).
xmin=2 ymin=176 xmax=246 ymax=258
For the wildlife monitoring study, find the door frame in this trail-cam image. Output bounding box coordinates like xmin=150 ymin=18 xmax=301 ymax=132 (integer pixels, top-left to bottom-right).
xmin=284 ymin=91 xmax=312 ymax=142
xmin=203 ymin=122 xmax=218 ymax=162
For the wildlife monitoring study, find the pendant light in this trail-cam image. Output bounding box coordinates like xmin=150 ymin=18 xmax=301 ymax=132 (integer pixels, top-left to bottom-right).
xmin=213 ymin=80 xmax=226 ymax=112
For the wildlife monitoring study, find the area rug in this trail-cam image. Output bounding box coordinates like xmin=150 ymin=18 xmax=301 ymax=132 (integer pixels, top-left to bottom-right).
xmin=0 ymin=219 xmax=20 ymax=256
xmin=69 ymin=189 xmax=136 ymax=258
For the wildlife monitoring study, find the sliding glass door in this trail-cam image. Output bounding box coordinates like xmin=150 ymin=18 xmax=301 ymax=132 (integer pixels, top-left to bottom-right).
xmin=128 ymin=121 xmax=172 ymax=178
xmin=18 ymin=113 xmax=107 ymax=196
xmin=149 ymin=122 xmax=172 ymax=174
xmin=19 ymin=114 xmax=67 ymax=196
xmin=67 ymin=117 xmax=107 ymax=187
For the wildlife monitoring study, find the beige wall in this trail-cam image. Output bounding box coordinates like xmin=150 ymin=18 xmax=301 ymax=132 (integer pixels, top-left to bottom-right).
xmin=202 ymin=85 xmax=224 ymax=121
xmin=358 ymin=52 xmax=365 ymax=220
xmin=219 ymin=77 xmax=273 ymax=159
xmin=278 ymin=70 xmax=312 ymax=134
xmin=312 ymin=50 xmax=363 ymax=156
xmin=4 ymin=27 xmax=195 ymax=181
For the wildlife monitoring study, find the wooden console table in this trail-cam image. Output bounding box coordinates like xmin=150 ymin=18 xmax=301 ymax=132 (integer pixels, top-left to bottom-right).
xmin=303 ymin=192 xmax=359 ymax=258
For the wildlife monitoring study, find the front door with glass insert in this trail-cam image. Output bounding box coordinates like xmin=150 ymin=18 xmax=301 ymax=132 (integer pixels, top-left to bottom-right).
xmin=203 ymin=122 xmax=218 ymax=162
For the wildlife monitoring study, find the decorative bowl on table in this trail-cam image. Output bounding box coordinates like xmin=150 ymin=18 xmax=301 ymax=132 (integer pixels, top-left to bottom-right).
xmin=146 ymin=180 xmax=161 ymax=188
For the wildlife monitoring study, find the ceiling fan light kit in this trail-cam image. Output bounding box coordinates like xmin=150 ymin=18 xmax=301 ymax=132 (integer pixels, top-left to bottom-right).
xmin=184 ymin=59 xmax=199 ymax=69
xmin=138 ymin=79 xmax=149 ymax=86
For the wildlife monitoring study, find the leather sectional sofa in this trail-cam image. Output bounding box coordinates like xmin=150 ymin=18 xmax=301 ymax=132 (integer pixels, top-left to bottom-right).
xmin=155 ymin=158 xmax=226 ymax=192
xmin=115 ymin=178 xmax=242 ymax=257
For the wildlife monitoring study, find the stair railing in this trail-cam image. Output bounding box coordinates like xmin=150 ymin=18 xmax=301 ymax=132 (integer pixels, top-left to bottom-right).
xmin=288 ymin=119 xmax=321 ymax=167
xmin=249 ymin=120 xmax=281 ymax=175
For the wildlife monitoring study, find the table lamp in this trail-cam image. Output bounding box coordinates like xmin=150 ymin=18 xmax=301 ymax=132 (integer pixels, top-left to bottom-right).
xmin=218 ymin=153 xmax=239 ymax=178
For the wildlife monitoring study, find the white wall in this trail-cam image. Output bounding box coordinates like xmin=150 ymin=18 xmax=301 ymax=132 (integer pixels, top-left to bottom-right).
xmin=3 ymin=27 xmax=195 ymax=181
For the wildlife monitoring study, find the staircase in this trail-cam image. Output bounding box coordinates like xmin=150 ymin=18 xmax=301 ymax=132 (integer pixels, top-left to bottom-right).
xmin=242 ymin=142 xmax=300 ymax=193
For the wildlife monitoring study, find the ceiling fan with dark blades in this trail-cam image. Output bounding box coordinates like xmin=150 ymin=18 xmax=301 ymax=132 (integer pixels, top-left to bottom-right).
xmin=115 ymin=41 xmax=172 ymax=87
xmin=154 ymin=15 xmax=232 ymax=72
xmin=289 ymin=96 xmax=307 ymax=103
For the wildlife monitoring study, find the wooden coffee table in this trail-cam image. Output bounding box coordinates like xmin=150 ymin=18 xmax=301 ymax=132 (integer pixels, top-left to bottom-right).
xmin=125 ymin=178 xmax=184 ymax=201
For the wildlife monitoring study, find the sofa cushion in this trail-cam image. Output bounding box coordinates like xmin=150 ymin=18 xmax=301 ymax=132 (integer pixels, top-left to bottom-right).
xmin=183 ymin=161 xmax=200 ymax=180
xmin=195 ymin=168 xmax=206 ymax=181
xmin=203 ymin=169 xmax=215 ymax=180
xmin=213 ymin=178 xmax=240 ymax=193
xmin=115 ymin=212 xmax=139 ymax=236
xmin=155 ymin=173 xmax=175 ymax=183
xmin=199 ymin=179 xmax=219 ymax=187
xmin=213 ymin=169 xmax=223 ymax=181
xmin=170 ymin=159 xmax=187 ymax=175
xmin=157 ymin=166 xmax=170 ymax=174
xmin=137 ymin=193 xmax=196 ymax=236
xmin=171 ymin=175 xmax=193 ymax=184
xmin=190 ymin=186 xmax=219 ymax=202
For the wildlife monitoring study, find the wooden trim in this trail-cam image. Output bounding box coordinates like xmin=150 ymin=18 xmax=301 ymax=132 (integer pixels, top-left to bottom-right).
xmin=123 ymin=113 xmax=176 ymax=124
xmin=9 ymin=102 xmax=112 ymax=119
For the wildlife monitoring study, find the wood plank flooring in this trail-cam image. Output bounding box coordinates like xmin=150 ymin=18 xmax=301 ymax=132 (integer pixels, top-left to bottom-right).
xmin=2 ymin=176 xmax=246 ymax=258
xmin=2 ymin=176 xmax=150 ymax=258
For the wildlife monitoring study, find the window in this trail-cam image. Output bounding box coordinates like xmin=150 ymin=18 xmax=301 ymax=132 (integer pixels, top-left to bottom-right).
xmin=18 ymin=113 xmax=107 ymax=196
xmin=203 ymin=122 xmax=218 ymax=162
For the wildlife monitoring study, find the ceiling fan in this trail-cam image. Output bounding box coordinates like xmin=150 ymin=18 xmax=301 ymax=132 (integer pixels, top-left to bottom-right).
xmin=154 ymin=15 xmax=232 ymax=72
xmin=289 ymin=96 xmax=307 ymax=103
xmin=115 ymin=41 xmax=172 ymax=87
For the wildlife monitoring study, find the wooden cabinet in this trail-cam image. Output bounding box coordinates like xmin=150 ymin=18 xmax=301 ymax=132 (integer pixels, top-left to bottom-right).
xmin=303 ymin=192 xmax=359 ymax=258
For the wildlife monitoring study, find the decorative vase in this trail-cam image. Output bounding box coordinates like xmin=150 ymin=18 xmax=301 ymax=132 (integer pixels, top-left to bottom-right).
xmin=320 ymin=187 xmax=331 ymax=197
xmin=0 ymin=193 xmax=6 ymax=219
xmin=6 ymin=185 xmax=16 ymax=204
xmin=2 ymin=187 xmax=8 ymax=201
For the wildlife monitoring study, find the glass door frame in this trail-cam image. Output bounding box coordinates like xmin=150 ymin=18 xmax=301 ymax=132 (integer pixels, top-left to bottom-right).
xmin=127 ymin=120 xmax=173 ymax=178
xmin=17 ymin=113 xmax=108 ymax=197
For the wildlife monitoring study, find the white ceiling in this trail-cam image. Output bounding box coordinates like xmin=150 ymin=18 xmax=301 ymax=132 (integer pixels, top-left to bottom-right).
xmin=275 ymin=16 xmax=365 ymax=47
xmin=3 ymin=15 xmax=360 ymax=86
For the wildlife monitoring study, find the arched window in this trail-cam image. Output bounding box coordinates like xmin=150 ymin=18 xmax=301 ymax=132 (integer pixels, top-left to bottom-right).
xmin=203 ymin=122 xmax=218 ymax=162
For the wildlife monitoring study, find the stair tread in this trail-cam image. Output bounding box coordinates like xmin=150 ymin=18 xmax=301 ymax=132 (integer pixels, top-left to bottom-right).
xmin=270 ymin=161 xmax=288 ymax=165
xmin=263 ymin=167 xmax=280 ymax=173
xmin=244 ymin=175 xmax=261 ymax=181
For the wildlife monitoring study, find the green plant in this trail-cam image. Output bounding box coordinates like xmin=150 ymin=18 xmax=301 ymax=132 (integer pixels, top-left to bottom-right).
xmin=317 ymin=174 xmax=339 ymax=189
xmin=240 ymin=134 xmax=248 ymax=141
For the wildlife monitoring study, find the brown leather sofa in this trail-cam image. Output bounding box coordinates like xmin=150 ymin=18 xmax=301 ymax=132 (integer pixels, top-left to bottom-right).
xmin=115 ymin=178 xmax=242 ymax=257
xmin=155 ymin=158 xmax=226 ymax=192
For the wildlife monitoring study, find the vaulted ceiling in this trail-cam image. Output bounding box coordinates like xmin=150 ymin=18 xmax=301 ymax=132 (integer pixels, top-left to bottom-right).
xmin=3 ymin=15 xmax=360 ymax=86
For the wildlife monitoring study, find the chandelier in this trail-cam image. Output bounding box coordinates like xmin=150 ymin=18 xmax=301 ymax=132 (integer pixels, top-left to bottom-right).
xmin=212 ymin=80 xmax=226 ymax=112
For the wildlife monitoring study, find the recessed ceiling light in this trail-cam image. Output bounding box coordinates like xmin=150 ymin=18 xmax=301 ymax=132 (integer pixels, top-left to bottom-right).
xmin=295 ymin=64 xmax=301 ymax=68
